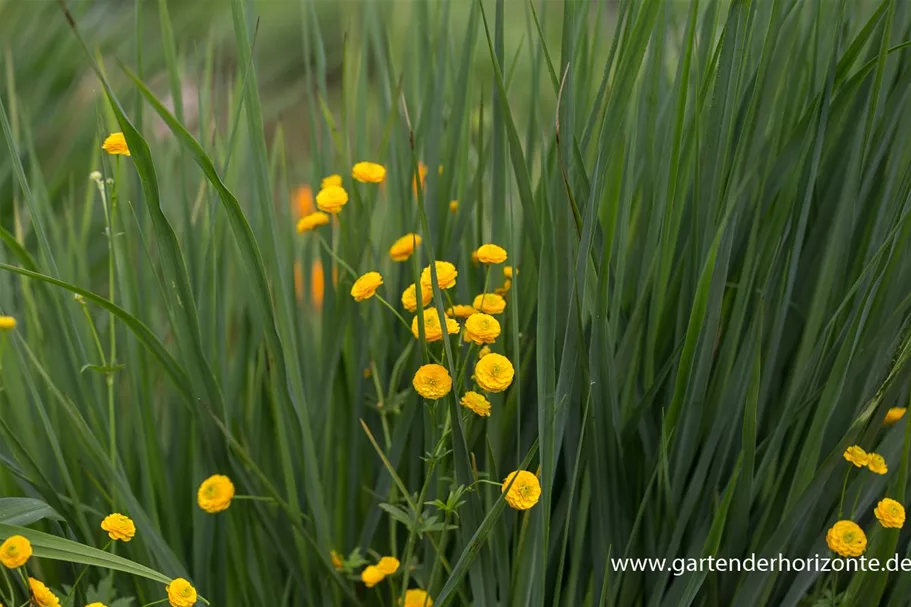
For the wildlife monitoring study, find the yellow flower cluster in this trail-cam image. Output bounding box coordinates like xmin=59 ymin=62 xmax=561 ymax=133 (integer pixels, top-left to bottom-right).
xmin=402 ymin=283 xmax=433 ymax=313
xmin=102 ymin=132 xmax=130 ymax=156
xmin=502 ymin=470 xmax=541 ymax=510
xmin=875 ymin=498 xmax=905 ymax=528
xmin=297 ymin=211 xmax=330 ymax=233
xmin=101 ymin=513 xmax=136 ymax=542
xmin=447 ymin=305 xmax=476 ymax=319
xmin=0 ymin=535 xmax=31 ymax=569
xmin=316 ymin=186 xmax=349 ymax=214
xmin=197 ymin=474 xmax=235 ymax=513
xmin=402 ymin=589 xmax=434 ymax=607
xmin=390 ymin=233 xmax=422 ymax=261
xmin=826 ymin=520 xmax=866 ymax=557
xmin=474 ymin=353 xmax=514 ymax=393
xmin=421 ymin=261 xmax=458 ymax=290
xmin=322 ymin=174 xmax=342 ymax=189
xmin=166 ymin=578 xmax=198 ymax=607
xmin=843 ymin=445 xmax=887 ymax=475
xmin=360 ymin=556 xmax=400 ymax=587
xmin=352 ymin=161 xmax=386 ymax=183
xmin=413 ymin=364 xmax=452 ymax=400
xmin=475 ymin=243 xmax=507 ymax=264
xmin=351 ymin=272 xmax=384 ymax=302
xmin=473 ymin=293 xmax=506 ymax=314
xmin=411 ymin=309 xmax=459 ymax=342
xmin=0 ymin=316 xmax=16 ymax=331
xmin=460 ymin=391 xmax=491 ymax=417
xmin=464 ymin=313 xmax=500 ymax=345
xmin=29 ymin=577 xmax=60 ymax=607
xmin=824 ymin=446 xmax=907 ymax=558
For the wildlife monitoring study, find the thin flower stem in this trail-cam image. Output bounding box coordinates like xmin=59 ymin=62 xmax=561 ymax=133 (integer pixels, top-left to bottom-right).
xmin=232 ymin=495 xmax=277 ymax=503
xmin=95 ymin=170 xmax=119 ymax=476
xmin=836 ymin=468 xmax=851 ymax=518
xmin=374 ymin=294 xmax=412 ymax=334
xmin=426 ymin=511 xmax=452 ymax=597
xmin=317 ymin=231 xmax=357 ymax=278
xmin=139 ymin=599 xmax=170 ymax=607
xmin=456 ymin=343 xmax=476 ymax=393
xmin=61 ymin=541 xmax=110 ymax=607
xmin=473 ymin=479 xmax=504 ymax=488
xmin=0 ymin=566 xmax=14 ymax=607
xmin=80 ymin=304 xmax=107 ymax=369
xmin=849 ymin=476 xmax=866 ymax=518
xmin=0 ymin=334 xmax=8 ymax=374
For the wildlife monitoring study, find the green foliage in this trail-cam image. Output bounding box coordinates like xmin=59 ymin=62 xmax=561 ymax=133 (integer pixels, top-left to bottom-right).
xmin=2 ymin=0 xmax=911 ymax=606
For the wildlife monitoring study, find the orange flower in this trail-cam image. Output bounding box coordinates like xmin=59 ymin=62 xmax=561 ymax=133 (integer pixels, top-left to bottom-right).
xmin=292 ymin=185 xmax=315 ymax=220
xmin=412 ymin=162 xmax=429 ymax=195
xmin=310 ymin=261 xmax=339 ymax=310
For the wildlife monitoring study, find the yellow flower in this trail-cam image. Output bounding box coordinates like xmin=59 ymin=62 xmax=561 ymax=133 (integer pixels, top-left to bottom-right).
xmin=885 ymin=407 xmax=907 ymax=425
xmin=296 ymin=211 xmax=330 ymax=233
xmin=473 ymin=293 xmax=506 ymax=314
xmin=474 ymin=353 xmax=514 ymax=393
xmin=447 ymin=305 xmax=476 ymax=319
xmin=874 ymin=498 xmax=905 ymax=528
xmin=361 ymin=565 xmax=385 ymax=588
xmin=389 ymin=233 xmax=422 ymax=261
xmin=464 ymin=313 xmax=500 ymax=345
xmin=825 ymin=520 xmax=866 ymax=557
xmin=322 ymin=174 xmax=343 ymax=189
xmin=316 ymin=185 xmax=349 ymax=214
xmin=352 ymin=161 xmax=387 ymax=184
xmin=0 ymin=316 xmax=16 ymax=331
xmin=867 ymin=453 xmax=888 ymax=475
xmin=0 ymin=535 xmax=32 ymax=569
xmin=412 ymin=364 xmax=452 ymax=400
xmin=401 ymin=283 xmax=433 ymax=313
xmin=165 ymin=578 xmax=197 ymax=607
xmin=475 ymin=244 xmax=507 ymax=264
xmin=503 ymin=266 xmax=517 ymax=279
xmin=495 ymin=280 xmax=512 ymax=297
xmin=471 ymin=251 xmax=479 ymax=265
xmin=376 ymin=556 xmax=400 ymax=575
xmin=100 ymin=513 xmax=136 ymax=542
xmin=197 ymin=474 xmax=235 ymax=513
xmin=28 ymin=578 xmax=60 ymax=607
xmin=331 ymin=550 xmax=344 ymax=570
xmin=502 ymin=470 xmax=541 ymax=510
xmin=460 ymin=391 xmax=491 ymax=417
xmin=411 ymin=309 xmax=459 ymax=342
xmin=291 ymin=185 xmax=314 ymax=220
xmin=351 ymin=272 xmax=384 ymax=302
xmin=420 ymin=261 xmax=458 ymax=290
xmin=86 ymin=603 xmax=108 ymax=607
xmin=401 ymin=589 xmax=433 ymax=607
xmin=478 ymin=346 xmax=491 ymax=359
xmin=843 ymin=445 xmax=869 ymax=467
xmin=101 ymin=132 xmax=130 ymax=156
xmin=449 ymin=200 xmax=458 ymax=213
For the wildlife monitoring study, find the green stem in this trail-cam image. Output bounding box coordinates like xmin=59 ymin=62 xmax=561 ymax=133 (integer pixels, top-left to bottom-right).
xmin=317 ymin=233 xmax=357 ymax=278
xmin=232 ymin=495 xmax=278 ymax=503
xmin=61 ymin=541 xmax=110 ymax=607
xmin=849 ymin=476 xmax=866 ymax=518
xmin=375 ymin=294 xmax=412 ymax=334
xmin=836 ymin=468 xmax=851 ymax=518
